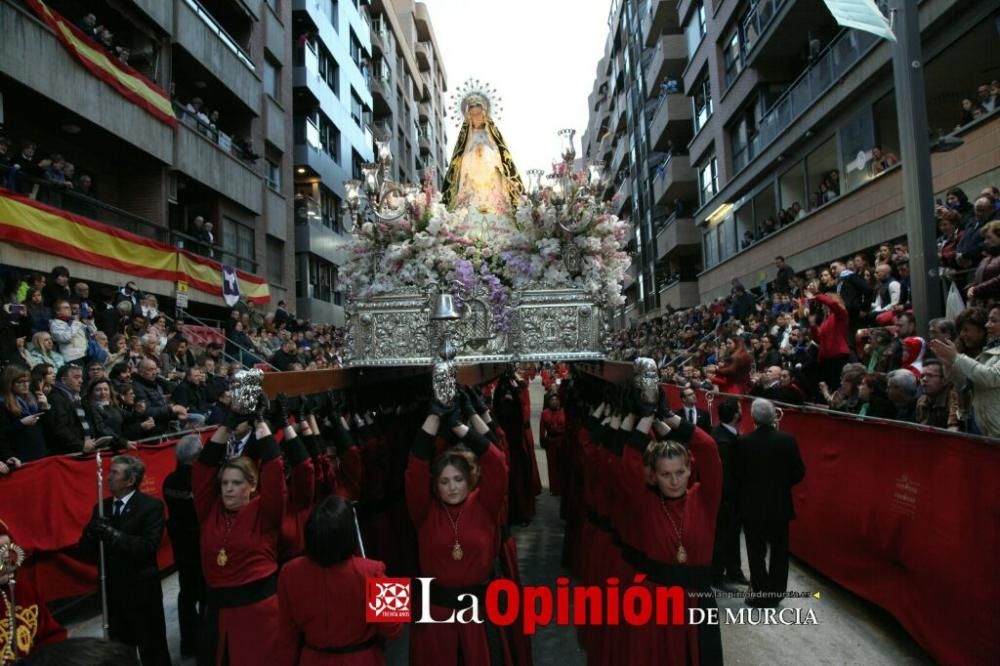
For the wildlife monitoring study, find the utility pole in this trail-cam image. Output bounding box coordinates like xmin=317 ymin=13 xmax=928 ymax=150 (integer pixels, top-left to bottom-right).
xmin=891 ymin=1 xmax=943 ymax=332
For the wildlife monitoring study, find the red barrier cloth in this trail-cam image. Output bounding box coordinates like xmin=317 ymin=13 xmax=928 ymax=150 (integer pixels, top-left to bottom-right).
xmin=661 ymin=385 xmax=1000 ymax=665
xmin=0 ymin=433 xmax=215 ymax=602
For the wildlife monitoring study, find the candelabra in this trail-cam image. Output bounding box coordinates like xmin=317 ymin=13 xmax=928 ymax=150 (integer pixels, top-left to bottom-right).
xmin=342 ymin=132 xmax=411 ymax=228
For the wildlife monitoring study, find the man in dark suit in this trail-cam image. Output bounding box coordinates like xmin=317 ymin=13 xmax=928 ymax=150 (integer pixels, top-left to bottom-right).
xmin=79 ymin=455 xmax=171 ymax=665
xmin=831 ymin=259 xmax=872 ymax=343
xmin=162 ymin=435 xmax=205 ymax=657
xmin=712 ymin=398 xmax=748 ymax=585
xmin=677 ymin=385 xmax=712 ymax=432
xmin=737 ymin=398 xmax=806 ymax=607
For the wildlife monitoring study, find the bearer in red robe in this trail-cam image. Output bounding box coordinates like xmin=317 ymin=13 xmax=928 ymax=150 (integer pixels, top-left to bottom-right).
xmin=276 ymin=495 xmax=401 ymax=665
xmin=538 ymin=392 xmax=566 ymax=496
xmin=194 ymin=400 xmax=293 ymax=666
xmin=405 ymin=401 xmax=509 ymax=666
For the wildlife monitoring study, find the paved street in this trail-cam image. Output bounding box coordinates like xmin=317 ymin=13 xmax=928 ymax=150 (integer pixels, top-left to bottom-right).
xmin=65 ymin=380 xmax=932 ymax=665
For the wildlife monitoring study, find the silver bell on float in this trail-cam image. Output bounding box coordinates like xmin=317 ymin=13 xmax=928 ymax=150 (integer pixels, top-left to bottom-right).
xmin=430 ymin=292 xmax=462 ymax=320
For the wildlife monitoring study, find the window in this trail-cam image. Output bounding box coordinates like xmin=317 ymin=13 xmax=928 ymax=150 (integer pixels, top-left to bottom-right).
xmin=223 ymin=218 xmax=255 ymax=272
xmin=349 ymin=31 xmax=363 ymax=68
xmin=722 ymin=27 xmax=743 ymax=88
xmin=266 ymin=237 xmax=284 ymax=285
xmin=839 ymin=108 xmax=876 ymax=193
xmin=320 ymin=188 xmax=341 ymax=232
xmin=778 ymin=160 xmax=806 ymax=217
xmin=264 ymin=57 xmax=280 ymax=99
xmin=698 ymin=156 xmax=718 ymax=206
xmin=350 ymin=90 xmax=364 ymax=127
xmin=266 ymin=159 xmax=281 ymax=191
xmin=693 ymin=74 xmax=713 ymax=133
xmin=684 ymin=2 xmax=706 ymax=58
xmin=703 ymin=226 xmax=719 ymax=268
xmin=265 ymin=0 xmax=280 ymax=14
xmin=317 ymin=45 xmax=340 ymax=96
xmin=806 ymin=136 xmax=839 ymax=210
xmin=308 ymin=256 xmax=335 ymax=302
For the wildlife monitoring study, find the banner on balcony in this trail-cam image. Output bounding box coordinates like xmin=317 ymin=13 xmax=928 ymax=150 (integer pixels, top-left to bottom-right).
xmin=176 ymin=252 xmax=269 ymax=305
xmin=821 ymin=0 xmax=896 ymax=42
xmin=25 ymin=0 xmax=178 ymax=126
xmin=0 ymin=189 xmax=270 ymax=304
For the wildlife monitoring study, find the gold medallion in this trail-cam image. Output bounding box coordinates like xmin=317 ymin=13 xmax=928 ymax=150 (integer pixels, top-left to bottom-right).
xmin=217 ymin=548 xmax=228 ymax=567
xmin=676 ymin=545 xmax=688 ymax=563
xmin=451 ymin=542 xmax=464 ymax=561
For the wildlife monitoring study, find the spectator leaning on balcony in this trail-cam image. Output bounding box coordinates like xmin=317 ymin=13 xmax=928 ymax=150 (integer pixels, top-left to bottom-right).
xmin=966 ymin=220 xmax=1000 ymax=306
xmin=931 ymin=306 xmax=1000 ymax=438
xmin=871 ymin=263 xmax=902 ymax=324
xmin=50 ymin=299 xmax=94 ymax=365
xmin=870 ymin=145 xmax=898 ymax=176
xmin=45 ymin=363 xmax=99 ymax=454
xmin=979 ymin=83 xmax=999 ymax=113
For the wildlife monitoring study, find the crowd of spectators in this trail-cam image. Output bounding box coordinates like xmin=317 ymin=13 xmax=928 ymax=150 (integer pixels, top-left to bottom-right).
xmin=0 ymin=135 xmax=98 ymax=216
xmin=956 ymin=80 xmax=999 ymax=130
xmin=74 ymin=11 xmax=131 ymax=65
xmin=173 ymin=95 xmax=259 ymax=164
xmin=611 ymin=183 xmax=1000 ymax=439
xmin=0 ymin=264 xmax=349 ymax=472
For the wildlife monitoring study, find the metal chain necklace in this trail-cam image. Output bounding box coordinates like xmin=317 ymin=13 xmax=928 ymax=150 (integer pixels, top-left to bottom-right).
xmin=443 ymin=503 xmax=465 ymax=561
xmin=659 ymin=496 xmax=688 ymax=563
xmin=217 ymin=512 xmax=236 ymax=567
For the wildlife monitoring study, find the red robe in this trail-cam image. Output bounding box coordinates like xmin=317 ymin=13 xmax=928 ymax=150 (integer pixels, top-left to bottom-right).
xmin=616 ymin=426 xmax=722 ymax=666
xmin=276 ymin=555 xmax=401 ymax=665
xmin=539 ymin=407 xmax=567 ymax=496
xmin=194 ymin=439 xmax=287 ymax=666
xmin=405 ymin=443 xmax=509 ymax=666
xmin=279 ymin=450 xmax=316 ymax=563
xmin=712 ymin=341 xmax=752 ymax=395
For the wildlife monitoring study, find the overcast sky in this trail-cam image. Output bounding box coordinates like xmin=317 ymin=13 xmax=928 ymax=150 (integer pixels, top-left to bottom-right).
xmin=421 ymin=0 xmax=612 ymax=176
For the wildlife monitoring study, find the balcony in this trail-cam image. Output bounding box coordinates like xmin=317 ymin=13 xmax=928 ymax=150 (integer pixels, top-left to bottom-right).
xmin=614 ymin=91 xmax=627 ymax=133
xmin=174 ymin=118 xmax=263 ymax=214
xmin=415 ymin=41 xmax=431 ymax=72
xmin=643 ymin=34 xmax=687 ymax=98
xmin=642 ymin=0 xmax=681 ymax=47
xmin=648 ymin=94 xmax=692 ymax=152
xmin=418 ymin=100 xmax=431 ymax=121
xmin=418 ymin=127 xmax=432 ymax=154
xmin=176 ymin=0 xmax=260 ymax=113
xmin=731 ymin=28 xmax=879 ymax=175
xmin=293 ymin=140 xmax=351 ymax=197
xmin=0 ymin=0 xmax=173 ymax=162
xmin=370 ymin=17 xmax=394 ymax=58
xmin=655 ymin=214 xmax=699 ymax=260
xmin=658 ymin=279 xmax=699 ymax=308
xmin=614 ymin=178 xmax=632 ymax=215
xmin=371 ymin=71 xmax=393 ymax=112
xmin=651 ymin=154 xmax=697 ymax=207
xmin=611 ymin=137 xmax=629 ymax=171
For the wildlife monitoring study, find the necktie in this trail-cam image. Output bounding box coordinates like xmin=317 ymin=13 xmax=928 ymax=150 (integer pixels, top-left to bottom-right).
xmin=113 ymin=499 xmax=124 ymax=518
xmin=689 ymin=409 xmax=696 ymax=424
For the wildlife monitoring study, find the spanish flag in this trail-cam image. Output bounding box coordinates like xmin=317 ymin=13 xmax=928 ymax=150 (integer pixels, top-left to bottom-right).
xmin=25 ymin=0 xmax=177 ymax=127
xmin=0 ymin=189 xmax=269 ymax=304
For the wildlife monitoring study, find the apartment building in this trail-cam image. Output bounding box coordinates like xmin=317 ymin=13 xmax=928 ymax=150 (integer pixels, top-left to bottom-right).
xmin=585 ymin=0 xmax=1000 ymax=323
xmin=291 ymin=0 xmax=375 ymax=326
xmin=368 ymin=0 xmax=449 ymax=188
xmin=582 ymin=0 xmax=701 ymax=325
xmin=0 ymin=0 xmax=296 ymax=316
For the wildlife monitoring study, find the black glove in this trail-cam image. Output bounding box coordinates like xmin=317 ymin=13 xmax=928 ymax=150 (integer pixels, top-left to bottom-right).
xmin=467 ymin=386 xmax=489 ymax=415
xmin=269 ymin=394 xmax=290 ymax=430
xmin=91 ymin=517 xmax=119 ymax=544
xmin=458 ymin=388 xmax=476 ymax=420
xmin=429 ymin=397 xmax=455 ymax=418
xmin=294 ymin=396 xmax=309 ymax=425
xmin=253 ymin=394 xmax=269 ymax=425
xmin=656 ymin=390 xmax=675 ymax=421
xmin=636 ymin=388 xmax=657 ymax=418
xmin=223 ymin=408 xmax=246 ymax=431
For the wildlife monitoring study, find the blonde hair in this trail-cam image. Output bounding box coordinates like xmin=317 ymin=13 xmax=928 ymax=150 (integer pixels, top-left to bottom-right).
xmin=982 ymin=220 xmax=1000 ymax=240
xmin=644 ymin=439 xmax=690 ymax=470
xmin=219 ymin=456 xmax=259 ymax=488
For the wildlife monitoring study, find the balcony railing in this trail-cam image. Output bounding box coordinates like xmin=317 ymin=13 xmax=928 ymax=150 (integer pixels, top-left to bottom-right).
xmin=741 ymin=0 xmax=790 ymax=56
xmin=7 ymin=173 xmax=168 ymax=242
xmin=173 ymin=102 xmax=260 ymax=168
xmin=171 ymin=230 xmax=257 ymax=273
xmin=731 ymin=28 xmax=879 ymax=174
xmin=182 ymin=0 xmax=254 ymax=72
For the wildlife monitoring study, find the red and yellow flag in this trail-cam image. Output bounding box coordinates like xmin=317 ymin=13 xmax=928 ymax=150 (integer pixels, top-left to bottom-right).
xmin=0 ymin=189 xmax=269 ymax=304
xmin=25 ymin=0 xmax=177 ymax=127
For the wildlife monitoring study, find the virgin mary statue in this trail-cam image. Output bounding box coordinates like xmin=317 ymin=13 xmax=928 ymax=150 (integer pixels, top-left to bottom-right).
xmin=442 ymin=82 xmax=524 ymax=219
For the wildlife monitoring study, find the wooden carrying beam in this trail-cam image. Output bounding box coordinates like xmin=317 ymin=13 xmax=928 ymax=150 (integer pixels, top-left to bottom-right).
xmin=574 ymin=360 xmax=635 ymax=385
xmin=260 ymin=363 xmax=511 ymax=398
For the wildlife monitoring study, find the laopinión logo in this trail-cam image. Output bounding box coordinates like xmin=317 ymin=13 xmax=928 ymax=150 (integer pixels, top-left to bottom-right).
xmin=366 ymin=575 xmax=688 ymax=633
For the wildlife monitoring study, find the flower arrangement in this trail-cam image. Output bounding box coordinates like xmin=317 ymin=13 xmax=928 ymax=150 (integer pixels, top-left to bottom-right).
xmin=341 ymin=169 xmax=632 ymax=331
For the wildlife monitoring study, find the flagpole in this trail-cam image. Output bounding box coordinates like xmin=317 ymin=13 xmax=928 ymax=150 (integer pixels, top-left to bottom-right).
xmin=890 ymin=0 xmax=942 ymax=331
